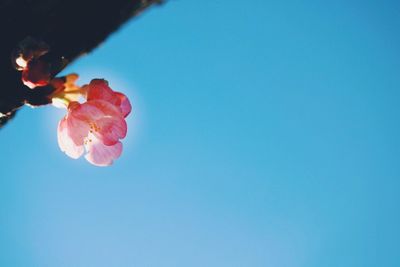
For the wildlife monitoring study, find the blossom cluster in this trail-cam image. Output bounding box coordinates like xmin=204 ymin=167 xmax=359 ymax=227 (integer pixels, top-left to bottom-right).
xmin=13 ymin=38 xmax=132 ymax=166
xmin=56 ymin=79 xmax=131 ymax=166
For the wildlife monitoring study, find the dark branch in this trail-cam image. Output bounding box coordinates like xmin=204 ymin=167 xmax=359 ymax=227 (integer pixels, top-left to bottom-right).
xmin=0 ymin=0 xmax=162 ymax=127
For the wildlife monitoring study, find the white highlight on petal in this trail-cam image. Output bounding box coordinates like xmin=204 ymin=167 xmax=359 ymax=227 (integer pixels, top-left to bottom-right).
xmin=57 ymin=118 xmax=84 ymax=159
xmin=52 ymin=98 xmax=69 ymax=109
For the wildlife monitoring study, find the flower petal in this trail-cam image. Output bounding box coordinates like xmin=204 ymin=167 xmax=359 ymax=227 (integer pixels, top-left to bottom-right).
xmin=93 ymin=116 xmax=127 ymax=146
xmin=57 ymin=117 xmax=84 ymax=159
xmin=69 ymin=101 xmax=104 ymax=121
xmin=85 ymin=80 xmax=132 ymax=117
xmin=85 ymin=99 xmax=123 ymax=118
xmin=71 ymin=100 xmax=122 ymax=122
xmin=84 ymin=135 xmax=123 ymax=166
xmin=86 ymin=79 xmax=121 ymax=106
xmin=114 ymin=92 xmax=132 ymax=117
xmin=66 ymin=100 xmax=126 ymax=146
xmin=66 ymin=102 xmax=91 ymax=146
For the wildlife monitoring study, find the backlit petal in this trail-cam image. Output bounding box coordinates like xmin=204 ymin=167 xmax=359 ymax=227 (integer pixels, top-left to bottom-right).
xmin=85 ymin=99 xmax=122 ymax=118
xmin=114 ymin=92 xmax=132 ymax=117
xmin=84 ymin=135 xmax=123 ymax=166
xmin=93 ymin=116 xmax=127 ymax=146
xmin=86 ymin=79 xmax=121 ymax=106
xmin=66 ymin=102 xmax=90 ymax=145
xmin=57 ymin=118 xmax=84 ymax=159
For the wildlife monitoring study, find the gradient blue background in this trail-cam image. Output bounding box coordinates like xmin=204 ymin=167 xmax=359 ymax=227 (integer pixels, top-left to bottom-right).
xmin=1 ymin=1 xmax=400 ymax=266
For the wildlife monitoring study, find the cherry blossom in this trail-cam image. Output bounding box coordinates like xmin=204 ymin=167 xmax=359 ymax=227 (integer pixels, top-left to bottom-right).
xmin=11 ymin=38 xmax=132 ymax=167
xmin=57 ymin=79 xmax=131 ymax=166
xmin=84 ymin=79 xmax=131 ymax=118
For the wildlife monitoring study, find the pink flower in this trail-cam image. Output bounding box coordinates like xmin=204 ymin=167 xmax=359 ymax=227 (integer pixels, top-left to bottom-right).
xmin=57 ymin=79 xmax=131 ymax=166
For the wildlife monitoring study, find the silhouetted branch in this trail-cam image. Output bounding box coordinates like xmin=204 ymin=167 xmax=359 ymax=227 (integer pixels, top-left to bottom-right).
xmin=0 ymin=0 xmax=162 ymax=127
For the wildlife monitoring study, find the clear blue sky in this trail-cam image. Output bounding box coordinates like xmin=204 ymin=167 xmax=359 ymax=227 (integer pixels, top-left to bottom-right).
xmin=1 ymin=1 xmax=400 ymax=266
